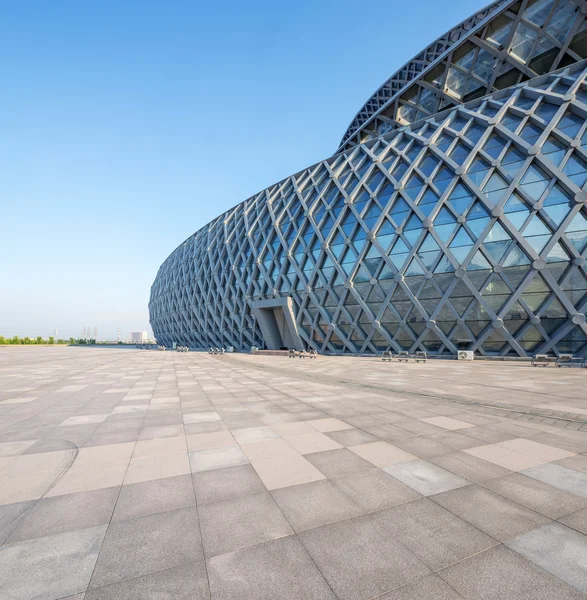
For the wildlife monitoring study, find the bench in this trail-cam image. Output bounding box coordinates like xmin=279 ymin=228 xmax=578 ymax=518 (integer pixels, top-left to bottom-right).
xmin=297 ymin=350 xmax=306 ymax=359
xmin=309 ymin=349 xmax=317 ymax=359
xmin=531 ymin=354 xmax=549 ymax=367
xmin=397 ymin=351 xmax=409 ymax=363
xmin=415 ymin=351 xmax=427 ymax=363
xmin=288 ymin=349 xmax=296 ymax=358
xmin=556 ymin=354 xmax=574 ymax=367
xmin=381 ymin=351 xmax=393 ymax=362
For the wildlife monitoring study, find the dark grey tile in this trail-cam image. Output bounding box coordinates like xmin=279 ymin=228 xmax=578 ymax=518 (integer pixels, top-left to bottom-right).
xmin=439 ymin=545 xmax=586 ymax=599
xmin=89 ymin=507 xmax=203 ymax=589
xmin=481 ymin=473 xmax=587 ymax=519
xmin=378 ymin=574 xmax=464 ymax=599
xmin=559 ymin=506 xmax=587 ymax=535
xmin=431 ymin=485 xmax=551 ymax=542
xmin=272 ymin=479 xmax=362 ymax=532
xmin=7 ymin=487 xmax=118 ymax=543
xmin=0 ymin=524 xmax=107 ymax=600
xmin=112 ymin=475 xmax=195 ymax=522
xmin=332 ymin=468 xmax=421 ymax=511
xmin=506 ymin=522 xmax=587 ymax=594
xmin=299 ymin=513 xmax=431 ymax=600
xmin=429 ymin=451 xmax=512 ymax=483
xmin=207 ymin=535 xmax=336 ymax=600
xmin=324 ymin=428 xmax=378 ymax=447
xmin=393 ymin=436 xmax=454 ymax=458
xmin=305 ymin=449 xmax=374 ymax=479
xmin=426 ymin=431 xmax=481 ymax=451
xmin=199 ymin=491 xmax=292 ymax=557
xmin=85 ymin=561 xmax=209 ymax=600
xmin=373 ymin=498 xmax=497 ymax=570
xmin=0 ymin=500 xmax=35 ymax=545
xmin=193 ymin=464 xmax=265 ymax=505
xmin=555 ymin=454 xmax=587 ymax=475
xmin=461 ymin=426 xmax=515 ymax=444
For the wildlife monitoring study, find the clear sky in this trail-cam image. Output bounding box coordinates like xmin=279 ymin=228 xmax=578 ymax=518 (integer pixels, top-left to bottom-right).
xmin=1 ymin=0 xmax=490 ymax=340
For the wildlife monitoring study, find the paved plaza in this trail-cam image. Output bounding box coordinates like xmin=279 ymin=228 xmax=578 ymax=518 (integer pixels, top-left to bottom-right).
xmin=1 ymin=347 xmax=587 ymax=599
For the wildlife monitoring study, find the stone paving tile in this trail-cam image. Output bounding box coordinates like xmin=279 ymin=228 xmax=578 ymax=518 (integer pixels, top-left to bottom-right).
xmin=7 ymin=487 xmax=118 ymax=543
xmin=231 ymin=425 xmax=279 ymax=444
xmin=207 ymin=535 xmax=337 ymax=600
xmin=554 ymin=454 xmax=587 ymax=474
xmin=199 ymin=491 xmax=293 ymax=557
xmin=392 ymin=435 xmax=455 ymax=458
xmin=429 ymin=450 xmax=512 ymax=483
xmin=193 ymin=464 xmax=266 ymax=505
xmin=421 ymin=416 xmax=474 ymax=430
xmin=0 ymin=524 xmax=107 ymax=600
xmin=189 ymin=445 xmax=248 ymax=473
xmin=269 ymin=421 xmax=315 ymax=436
xmin=112 ymin=474 xmax=195 ymax=521
xmin=272 ymin=479 xmax=363 ymax=532
xmin=252 ymin=454 xmax=325 ymax=490
xmin=324 ymin=428 xmax=378 ymax=446
xmin=350 ymin=441 xmax=417 ymax=468
xmin=305 ymin=448 xmax=375 ymax=479
xmin=0 ymin=501 xmax=35 ymax=544
xmin=307 ymin=417 xmax=353 ymax=432
xmin=384 ymin=459 xmax=470 ymax=496
xmin=89 ymin=507 xmax=203 ymax=589
xmin=432 ymin=484 xmax=551 ymax=542
xmin=186 ymin=430 xmax=235 ymax=451
xmin=464 ymin=443 xmax=551 ymax=472
xmin=480 ymin=472 xmax=587 ymax=519
xmin=284 ymin=432 xmax=342 ymax=454
xmin=332 ymin=468 xmax=421 ymax=511
xmin=377 ymin=573 xmax=465 ymax=599
xmin=84 ymin=561 xmax=210 ymax=600
xmin=559 ymin=506 xmax=587 ymax=535
xmin=299 ymin=513 xmax=431 ymax=600
xmin=239 ymin=437 xmax=299 ymax=461
xmin=438 ymin=545 xmax=586 ymax=599
xmin=372 ymin=498 xmax=498 ymax=571
xmin=0 ymin=440 xmax=37 ymax=457
xmin=521 ymin=463 xmax=587 ymax=498
xmin=506 ymin=522 xmax=587 ymax=594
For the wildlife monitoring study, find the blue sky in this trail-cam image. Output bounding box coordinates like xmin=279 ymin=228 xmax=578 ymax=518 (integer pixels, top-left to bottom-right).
xmin=1 ymin=0 xmax=489 ymax=339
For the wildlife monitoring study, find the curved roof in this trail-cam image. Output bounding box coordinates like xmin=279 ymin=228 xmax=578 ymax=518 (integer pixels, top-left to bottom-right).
xmin=339 ymin=0 xmax=587 ymax=149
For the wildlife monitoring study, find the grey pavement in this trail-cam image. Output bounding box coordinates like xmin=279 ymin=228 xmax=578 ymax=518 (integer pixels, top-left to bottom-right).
xmin=1 ymin=346 xmax=587 ymax=599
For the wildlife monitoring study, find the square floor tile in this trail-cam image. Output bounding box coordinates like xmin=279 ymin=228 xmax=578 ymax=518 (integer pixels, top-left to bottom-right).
xmin=89 ymin=507 xmax=203 ymax=589
xmin=432 ymin=484 xmax=551 ymax=542
xmin=384 ymin=459 xmax=469 ymax=496
xmin=307 ymin=418 xmax=353 ymax=432
xmin=199 ymin=491 xmax=292 ymax=557
xmin=133 ymin=435 xmax=187 ymax=459
xmin=7 ymin=487 xmax=118 ymax=543
xmin=439 ymin=545 xmax=586 ymax=599
xmin=393 ymin=436 xmax=454 ymax=459
xmin=272 ymin=479 xmax=363 ymax=532
xmin=183 ymin=412 xmax=221 ymax=424
xmin=124 ymin=452 xmax=191 ymax=484
xmin=497 ymin=438 xmax=575 ymax=462
xmin=60 ymin=414 xmax=109 ymax=426
xmin=240 ymin=434 xmax=299 ymax=460
xmin=305 ymin=448 xmax=374 ymax=479
xmin=373 ymin=498 xmax=497 ymax=570
xmin=189 ymin=445 xmax=248 ymax=473
xmin=0 ymin=525 xmax=107 ymax=600
xmin=299 ymin=513 xmax=431 ymax=600
xmin=350 ymin=441 xmax=417 ymax=468
xmin=193 ymin=464 xmax=266 ymax=505
xmin=481 ymin=473 xmax=587 ymax=519
xmin=84 ymin=560 xmax=209 ymax=600
xmin=113 ymin=474 xmax=195 ymax=521
xmin=333 ymin=468 xmax=421 ymax=511
xmin=506 ymin=522 xmax=587 ymax=594
xmin=252 ymin=454 xmax=325 ymax=490
xmin=324 ymin=428 xmax=378 ymax=447
xmin=270 ymin=421 xmax=315 ymax=437
xmin=187 ymin=431 xmax=235 ymax=452
xmin=559 ymin=506 xmax=587 ymax=535
xmin=231 ymin=426 xmax=279 ymax=444
xmin=0 ymin=501 xmax=35 ymax=544
xmin=0 ymin=440 xmax=38 ymax=457
xmin=376 ymin=573 xmax=463 ymax=599
xmin=521 ymin=463 xmax=587 ymax=499
xmin=207 ymin=535 xmax=336 ymax=600
xmin=421 ymin=416 xmax=474 ymax=430
xmin=285 ymin=433 xmax=342 ymax=455
xmin=429 ymin=451 xmax=512 ymax=483
xmin=464 ymin=443 xmax=548 ymax=471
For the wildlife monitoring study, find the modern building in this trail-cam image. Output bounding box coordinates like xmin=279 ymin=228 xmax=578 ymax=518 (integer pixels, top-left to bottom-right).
xmin=130 ymin=331 xmax=148 ymax=343
xmin=150 ymin=0 xmax=587 ymax=357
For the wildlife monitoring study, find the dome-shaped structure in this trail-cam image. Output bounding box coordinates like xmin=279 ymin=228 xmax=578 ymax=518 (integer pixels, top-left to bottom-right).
xmin=150 ymin=0 xmax=587 ymax=357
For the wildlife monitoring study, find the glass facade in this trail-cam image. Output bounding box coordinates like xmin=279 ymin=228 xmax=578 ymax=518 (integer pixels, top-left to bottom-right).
xmin=150 ymin=5 xmax=587 ymax=357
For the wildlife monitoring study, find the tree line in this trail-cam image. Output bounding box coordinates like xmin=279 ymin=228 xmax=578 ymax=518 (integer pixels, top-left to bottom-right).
xmin=0 ymin=336 xmax=74 ymax=345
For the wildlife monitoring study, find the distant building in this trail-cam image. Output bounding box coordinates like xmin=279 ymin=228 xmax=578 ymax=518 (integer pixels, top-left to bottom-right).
xmin=130 ymin=331 xmax=148 ymax=343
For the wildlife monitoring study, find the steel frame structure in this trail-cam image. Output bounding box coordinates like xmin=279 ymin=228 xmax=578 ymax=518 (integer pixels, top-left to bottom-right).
xmin=150 ymin=0 xmax=587 ymax=357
